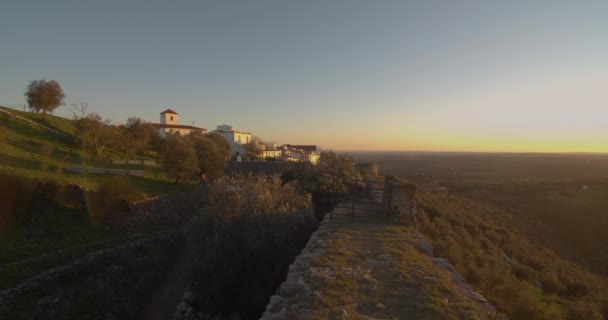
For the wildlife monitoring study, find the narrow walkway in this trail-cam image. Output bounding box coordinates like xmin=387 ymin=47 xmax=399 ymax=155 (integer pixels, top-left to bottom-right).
xmin=0 ymin=108 xmax=70 ymax=137
xmin=261 ymin=215 xmax=500 ymax=320
xmin=140 ymin=231 xmax=196 ymax=320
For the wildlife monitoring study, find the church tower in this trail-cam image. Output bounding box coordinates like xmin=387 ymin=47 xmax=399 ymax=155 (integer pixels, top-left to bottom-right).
xmin=160 ymin=109 xmax=179 ymax=125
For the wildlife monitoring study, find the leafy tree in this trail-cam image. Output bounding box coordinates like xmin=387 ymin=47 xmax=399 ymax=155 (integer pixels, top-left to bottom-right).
xmin=191 ymin=133 xmax=230 ymax=182
xmin=244 ymin=136 xmax=266 ymax=155
xmin=281 ymin=151 xmax=360 ymax=217
xmin=285 ymin=151 xmax=359 ymax=192
xmin=163 ymin=134 xmax=198 ymax=184
xmin=207 ymin=133 xmax=231 ymax=159
xmin=74 ymin=113 xmax=120 ymax=156
xmin=24 ymin=80 xmax=65 ymax=114
xmin=123 ymin=117 xmax=158 ymax=156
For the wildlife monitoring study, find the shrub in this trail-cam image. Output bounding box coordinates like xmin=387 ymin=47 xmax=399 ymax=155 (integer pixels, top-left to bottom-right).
xmin=187 ymin=175 xmax=317 ymax=318
xmin=565 ymin=281 xmax=590 ymax=298
xmin=413 ymin=188 xmax=608 ymax=319
xmin=512 ymin=261 xmax=537 ymax=282
xmin=204 ymin=175 xmax=311 ymax=217
xmin=0 ymin=172 xmax=34 ymax=231
xmin=87 ymin=177 xmax=145 ymax=225
xmin=566 ymin=300 xmax=603 ymax=320
xmin=34 ymin=178 xmax=63 ymax=199
xmin=540 ymin=271 xmax=563 ymax=295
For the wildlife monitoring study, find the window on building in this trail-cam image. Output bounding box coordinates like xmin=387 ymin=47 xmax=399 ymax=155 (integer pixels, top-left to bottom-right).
xmin=170 ymin=116 xmax=173 ymax=121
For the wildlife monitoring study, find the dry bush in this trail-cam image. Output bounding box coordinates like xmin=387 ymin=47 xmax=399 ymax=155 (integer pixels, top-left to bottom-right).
xmin=187 ymin=175 xmax=316 ymax=318
xmin=87 ymin=177 xmax=145 ymax=225
xmin=204 ymin=175 xmax=311 ymax=217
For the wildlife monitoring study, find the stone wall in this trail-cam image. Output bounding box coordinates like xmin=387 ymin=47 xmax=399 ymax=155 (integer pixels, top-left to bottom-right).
xmin=117 ymin=185 xmax=207 ymax=232
xmin=260 ymin=199 xmax=506 ymax=320
xmin=388 ymin=180 xmax=417 ymax=218
xmin=259 ymin=214 xmax=332 ymax=320
xmin=64 ymin=167 xmax=146 ymax=177
xmin=111 ymin=159 xmax=158 ymax=166
xmin=226 ymin=161 xmax=296 ymax=177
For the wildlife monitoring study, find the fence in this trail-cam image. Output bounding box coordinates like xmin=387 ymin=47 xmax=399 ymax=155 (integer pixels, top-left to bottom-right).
xmin=111 ymin=159 xmax=158 ymax=166
xmin=320 ymin=178 xmax=394 ymax=220
xmin=64 ymin=167 xmax=145 ymax=177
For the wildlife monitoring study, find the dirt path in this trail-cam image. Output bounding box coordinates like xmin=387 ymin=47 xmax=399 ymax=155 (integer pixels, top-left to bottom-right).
xmin=140 ymin=231 xmax=196 ymax=320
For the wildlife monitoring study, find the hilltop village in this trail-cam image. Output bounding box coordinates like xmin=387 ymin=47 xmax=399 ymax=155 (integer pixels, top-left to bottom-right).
xmin=153 ymin=108 xmax=320 ymax=164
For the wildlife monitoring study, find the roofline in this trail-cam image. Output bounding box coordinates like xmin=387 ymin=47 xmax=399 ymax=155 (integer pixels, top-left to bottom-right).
xmin=160 ymin=109 xmax=179 ymax=115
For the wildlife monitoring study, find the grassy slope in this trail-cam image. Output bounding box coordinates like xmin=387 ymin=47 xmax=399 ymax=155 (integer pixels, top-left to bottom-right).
xmin=0 ymin=106 xmax=193 ymax=289
xmin=446 ymin=180 xmax=608 ymax=276
xmin=0 ymin=105 xmax=181 ymax=194
xmin=414 ymin=188 xmax=608 ymax=319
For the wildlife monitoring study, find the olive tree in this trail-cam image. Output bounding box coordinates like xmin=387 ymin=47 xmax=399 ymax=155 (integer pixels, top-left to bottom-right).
xmin=190 ymin=132 xmax=231 ymax=182
xmin=25 ymin=80 xmax=65 ymax=114
xmin=163 ymin=134 xmax=198 ymax=184
xmin=74 ymin=113 xmax=121 ymax=156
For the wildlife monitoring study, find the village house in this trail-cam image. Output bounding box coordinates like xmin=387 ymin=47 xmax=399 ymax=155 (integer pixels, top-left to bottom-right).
xmin=210 ymin=124 xmax=252 ymax=155
xmin=281 ymin=144 xmax=320 ymax=164
xmin=154 ymin=109 xmax=207 ymax=137
xmin=252 ymin=143 xmax=282 ymax=159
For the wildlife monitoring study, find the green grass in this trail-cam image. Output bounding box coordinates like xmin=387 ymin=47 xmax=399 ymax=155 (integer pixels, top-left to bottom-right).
xmin=0 ymin=106 xmax=195 ymax=292
xmin=287 ymin=217 xmax=493 ymax=320
xmin=0 ymin=105 xmax=188 ymax=195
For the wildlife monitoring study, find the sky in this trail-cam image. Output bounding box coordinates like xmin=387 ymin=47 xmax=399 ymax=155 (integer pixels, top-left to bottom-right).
xmin=1 ymin=0 xmax=607 ymax=152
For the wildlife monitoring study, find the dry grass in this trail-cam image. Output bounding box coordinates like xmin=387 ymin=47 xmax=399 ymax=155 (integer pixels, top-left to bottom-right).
xmin=276 ymin=216 xmax=497 ymax=320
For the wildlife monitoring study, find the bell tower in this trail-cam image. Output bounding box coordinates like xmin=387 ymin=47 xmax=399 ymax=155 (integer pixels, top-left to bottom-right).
xmin=160 ymin=109 xmax=179 ymax=125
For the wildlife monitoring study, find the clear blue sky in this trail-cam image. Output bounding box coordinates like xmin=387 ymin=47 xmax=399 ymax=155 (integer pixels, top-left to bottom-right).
xmin=2 ymin=1 xmax=607 ymax=151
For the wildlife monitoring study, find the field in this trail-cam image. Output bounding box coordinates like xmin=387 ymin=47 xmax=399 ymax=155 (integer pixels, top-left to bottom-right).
xmin=352 ymin=151 xmax=608 ymax=276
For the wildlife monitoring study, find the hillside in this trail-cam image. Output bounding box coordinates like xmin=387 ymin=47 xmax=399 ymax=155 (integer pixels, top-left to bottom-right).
xmin=0 ymin=106 xmax=177 ymax=194
xmin=414 ymin=188 xmax=608 ymax=319
xmin=0 ymin=106 xmax=194 ymax=299
xmin=0 ymin=106 xmax=77 ymax=178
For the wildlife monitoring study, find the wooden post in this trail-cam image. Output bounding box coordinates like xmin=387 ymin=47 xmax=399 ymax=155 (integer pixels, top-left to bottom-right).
xmin=386 ymin=183 xmax=393 ymax=219
xmin=351 ymin=179 xmax=356 ymax=220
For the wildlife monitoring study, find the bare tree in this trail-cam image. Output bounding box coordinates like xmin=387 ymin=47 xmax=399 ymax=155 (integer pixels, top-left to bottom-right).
xmin=70 ymin=101 xmax=88 ymax=119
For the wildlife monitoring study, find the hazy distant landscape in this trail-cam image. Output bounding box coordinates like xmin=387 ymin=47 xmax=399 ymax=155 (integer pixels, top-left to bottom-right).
xmin=3 ymin=1 xmax=608 ymax=319
xmin=353 ymin=151 xmax=608 ymax=275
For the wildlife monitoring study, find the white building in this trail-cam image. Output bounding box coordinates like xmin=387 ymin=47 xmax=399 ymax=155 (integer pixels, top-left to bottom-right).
xmin=210 ymin=124 xmax=252 ymax=155
xmin=155 ymin=109 xmax=207 ymax=137
xmin=280 ymin=145 xmax=320 ymax=164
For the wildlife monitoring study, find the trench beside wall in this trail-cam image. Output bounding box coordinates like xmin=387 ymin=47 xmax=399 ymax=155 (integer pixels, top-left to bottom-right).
xmin=0 ymin=231 xmax=182 ymax=319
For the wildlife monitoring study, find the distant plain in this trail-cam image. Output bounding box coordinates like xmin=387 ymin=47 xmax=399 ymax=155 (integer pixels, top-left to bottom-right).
xmin=351 ymin=151 xmax=608 ymax=276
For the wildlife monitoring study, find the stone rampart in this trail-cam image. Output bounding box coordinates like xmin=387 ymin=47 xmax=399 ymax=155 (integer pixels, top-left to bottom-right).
xmin=118 ymin=185 xmax=207 ymax=232
xmin=226 ymin=161 xmax=296 ymax=177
